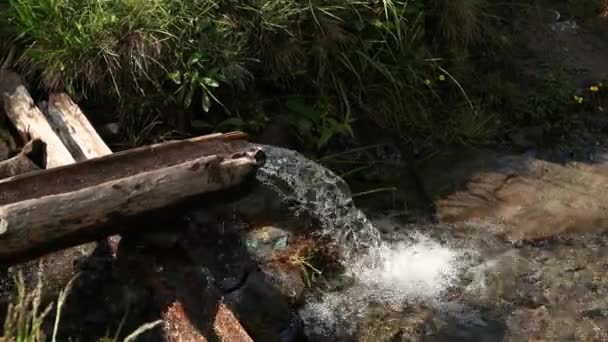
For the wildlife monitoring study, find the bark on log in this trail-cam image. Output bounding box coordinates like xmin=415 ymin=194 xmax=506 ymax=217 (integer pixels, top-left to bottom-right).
xmin=0 ymin=139 xmax=44 ymax=179
xmin=41 ymin=93 xmax=113 ymax=161
xmin=0 ymin=132 xmax=252 ymax=205
xmin=0 ymin=149 xmax=264 ymax=265
xmin=0 ymin=70 xmax=75 ymax=168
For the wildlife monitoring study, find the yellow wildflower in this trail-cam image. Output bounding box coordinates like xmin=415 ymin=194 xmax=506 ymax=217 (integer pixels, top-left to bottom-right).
xmin=424 ymin=79 xmax=431 ymax=85
xmin=590 ymin=85 xmax=599 ymax=92
xmin=438 ymin=74 xmax=446 ymax=81
xmin=573 ymin=95 xmax=584 ymax=104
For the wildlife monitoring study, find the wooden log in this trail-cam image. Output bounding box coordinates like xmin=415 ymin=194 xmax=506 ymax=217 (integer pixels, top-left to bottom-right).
xmin=0 ymin=148 xmax=264 ymax=265
xmin=41 ymin=93 xmax=112 ymax=161
xmin=0 ymin=70 xmax=75 ymax=168
xmin=0 ymin=132 xmax=252 ymax=205
xmin=0 ymin=139 xmax=44 ymax=179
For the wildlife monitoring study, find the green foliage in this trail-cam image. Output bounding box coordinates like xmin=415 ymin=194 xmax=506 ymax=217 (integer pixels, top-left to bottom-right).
xmin=284 ymin=97 xmax=354 ymax=150
xmin=2 ymin=0 xmax=524 ymax=148
xmin=0 ymin=270 xmax=161 ymax=342
xmin=427 ymin=0 xmax=489 ymax=48
xmin=517 ymin=69 xmax=578 ymax=129
xmin=1 ymin=272 xmax=52 ymax=342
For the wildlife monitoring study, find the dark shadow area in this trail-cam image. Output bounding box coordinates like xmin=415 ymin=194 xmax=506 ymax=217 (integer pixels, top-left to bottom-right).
xmin=38 ymin=174 xmax=310 ymax=341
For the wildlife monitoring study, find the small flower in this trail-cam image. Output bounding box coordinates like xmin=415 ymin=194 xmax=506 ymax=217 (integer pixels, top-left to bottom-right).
xmin=424 ymin=79 xmax=431 ymax=85
xmin=438 ymin=74 xmax=446 ymax=81
xmin=573 ymin=95 xmax=584 ymax=104
xmin=599 ymin=82 xmax=604 ymax=87
xmin=590 ymin=85 xmax=599 ymax=92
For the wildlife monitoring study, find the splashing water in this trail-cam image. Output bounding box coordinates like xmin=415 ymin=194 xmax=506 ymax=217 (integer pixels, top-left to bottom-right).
xmin=299 ymin=232 xmax=466 ymax=336
xmin=257 ymin=146 xmax=469 ymax=336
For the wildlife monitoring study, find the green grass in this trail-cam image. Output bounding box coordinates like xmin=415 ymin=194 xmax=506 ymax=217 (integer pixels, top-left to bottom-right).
xmin=1 ymin=268 xmax=162 ymax=341
xmin=3 ymin=0 xmax=592 ymax=151
xmin=2 ymin=0 xmax=504 ymax=149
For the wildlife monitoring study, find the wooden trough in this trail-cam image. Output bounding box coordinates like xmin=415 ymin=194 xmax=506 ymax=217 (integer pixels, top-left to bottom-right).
xmin=0 ymin=69 xmax=265 ymax=267
xmin=0 ymin=132 xmax=265 ymax=266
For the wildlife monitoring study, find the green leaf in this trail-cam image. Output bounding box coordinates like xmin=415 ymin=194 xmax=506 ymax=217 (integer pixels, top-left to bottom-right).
xmin=201 ymin=92 xmax=211 ymax=112
xmin=168 ymin=71 xmax=181 ymax=84
xmin=317 ymin=128 xmax=335 ymax=149
xmin=188 ymin=52 xmax=203 ymax=65
xmin=191 ymin=70 xmax=199 ymax=82
xmin=202 ymin=77 xmax=219 ymax=88
xmin=184 ymin=86 xmax=194 ymax=109
xmin=286 ymin=98 xmax=320 ymax=123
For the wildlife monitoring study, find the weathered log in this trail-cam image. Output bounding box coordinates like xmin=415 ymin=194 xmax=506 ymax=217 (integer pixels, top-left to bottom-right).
xmin=0 ymin=148 xmax=264 ymax=265
xmin=0 ymin=70 xmax=75 ymax=167
xmin=0 ymin=139 xmax=44 ymax=179
xmin=0 ymin=132 xmax=251 ymax=205
xmin=41 ymin=93 xmax=113 ymax=161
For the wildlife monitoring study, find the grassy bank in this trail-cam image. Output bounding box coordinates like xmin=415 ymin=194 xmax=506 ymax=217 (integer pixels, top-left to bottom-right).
xmin=0 ymin=0 xmax=607 ymax=152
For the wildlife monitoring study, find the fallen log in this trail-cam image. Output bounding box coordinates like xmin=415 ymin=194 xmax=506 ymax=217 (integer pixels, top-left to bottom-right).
xmin=0 ymin=139 xmax=44 ymax=179
xmin=0 ymin=144 xmax=263 ymax=265
xmin=0 ymin=70 xmax=75 ymax=167
xmin=41 ymin=93 xmax=113 ymax=161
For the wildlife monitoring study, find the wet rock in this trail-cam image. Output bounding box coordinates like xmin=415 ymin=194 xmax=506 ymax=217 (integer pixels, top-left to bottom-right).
xmin=416 ymin=147 xmax=608 ymax=241
xmin=260 ymin=263 xmax=306 ymax=305
xmin=112 ymin=240 xmax=254 ymax=342
xmin=462 ymin=250 xmax=544 ymax=307
xmin=224 ymin=269 xmax=303 ymax=341
xmin=244 ymin=225 xmax=307 ymax=303
xmin=505 ymin=306 xmax=550 ymax=341
xmin=245 ymin=225 xmax=291 ymax=260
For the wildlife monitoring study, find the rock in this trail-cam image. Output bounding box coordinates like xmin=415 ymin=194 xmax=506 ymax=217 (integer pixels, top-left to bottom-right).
xmin=224 ymin=269 xmax=303 ymax=341
xmin=505 ymin=306 xmax=550 ymax=341
xmin=416 ymin=147 xmax=608 ymax=241
xmin=260 ymin=263 xmax=306 ymax=305
xmin=245 ymin=226 xmax=291 ymax=260
xmin=243 ymin=225 xmax=307 ymax=303
xmin=113 ymin=239 xmax=254 ymax=342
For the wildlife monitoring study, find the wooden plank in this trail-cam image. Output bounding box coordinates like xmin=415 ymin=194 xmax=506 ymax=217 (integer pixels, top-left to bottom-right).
xmin=42 ymin=93 xmax=112 ymax=161
xmin=0 ymin=70 xmax=75 ymax=167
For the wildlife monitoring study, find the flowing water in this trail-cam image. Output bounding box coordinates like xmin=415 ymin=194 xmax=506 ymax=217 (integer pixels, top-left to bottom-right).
xmin=255 ymin=145 xmax=608 ymax=341
xmin=257 ymin=146 xmax=477 ymax=338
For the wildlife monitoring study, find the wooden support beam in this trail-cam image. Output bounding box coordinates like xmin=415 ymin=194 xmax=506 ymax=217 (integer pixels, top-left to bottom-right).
xmin=0 ymin=70 xmax=75 ymax=167
xmin=41 ymin=93 xmax=113 ymax=161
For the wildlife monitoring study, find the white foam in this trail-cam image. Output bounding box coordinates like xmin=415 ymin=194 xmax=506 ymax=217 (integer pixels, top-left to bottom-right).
xmin=299 ymin=232 xmax=467 ymax=336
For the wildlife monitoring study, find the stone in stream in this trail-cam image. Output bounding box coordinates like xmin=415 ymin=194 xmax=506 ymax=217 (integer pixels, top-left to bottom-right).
xmin=415 ymin=146 xmax=608 ymax=242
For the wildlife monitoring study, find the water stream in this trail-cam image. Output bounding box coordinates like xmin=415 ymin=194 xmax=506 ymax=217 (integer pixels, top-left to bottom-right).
xmin=256 ymin=146 xmax=475 ymax=338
